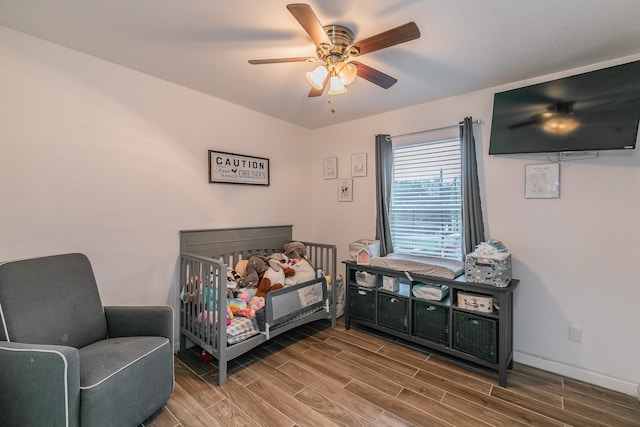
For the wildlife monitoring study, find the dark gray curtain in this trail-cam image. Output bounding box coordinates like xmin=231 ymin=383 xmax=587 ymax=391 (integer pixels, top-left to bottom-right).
xmin=374 ymin=134 xmax=394 ymax=256
xmin=460 ymin=117 xmax=485 ymax=255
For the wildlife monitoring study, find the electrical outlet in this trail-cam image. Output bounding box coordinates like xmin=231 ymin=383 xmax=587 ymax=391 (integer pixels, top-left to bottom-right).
xmin=569 ymin=325 xmax=582 ymax=343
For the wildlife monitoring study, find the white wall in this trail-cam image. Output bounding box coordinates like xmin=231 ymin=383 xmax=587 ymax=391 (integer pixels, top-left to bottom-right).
xmin=0 ymin=27 xmax=313 ymax=339
xmin=3 ymin=24 xmax=639 ymax=397
xmin=310 ymin=56 xmax=640 ymax=396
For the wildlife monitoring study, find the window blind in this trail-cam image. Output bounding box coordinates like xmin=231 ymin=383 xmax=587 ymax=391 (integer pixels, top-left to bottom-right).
xmin=390 ymin=137 xmax=462 ymax=260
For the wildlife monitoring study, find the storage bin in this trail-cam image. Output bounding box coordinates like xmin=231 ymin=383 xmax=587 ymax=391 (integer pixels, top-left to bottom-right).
xmin=355 ymin=271 xmax=377 ymax=288
xmin=348 ymin=286 xmax=375 ymax=322
xmin=465 ymin=254 xmax=511 ymax=287
xmin=349 ymin=239 xmax=381 ymax=261
xmin=453 ymin=311 xmax=497 ymax=363
xmin=413 ymin=300 xmax=448 ymax=344
xmin=377 ymin=293 xmax=408 ymax=333
xmin=382 ymin=275 xmax=399 ymax=292
xmin=457 ymin=291 xmax=493 ymax=313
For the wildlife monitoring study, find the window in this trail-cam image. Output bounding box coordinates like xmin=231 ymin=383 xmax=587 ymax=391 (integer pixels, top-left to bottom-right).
xmin=389 ymin=131 xmax=462 ymax=260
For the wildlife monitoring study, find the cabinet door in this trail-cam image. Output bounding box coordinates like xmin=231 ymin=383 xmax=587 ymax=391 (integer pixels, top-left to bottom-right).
xmin=348 ymin=286 xmax=375 ymax=322
xmin=413 ymin=300 xmax=449 ymax=344
xmin=378 ymin=293 xmax=408 ymax=333
xmin=453 ymin=311 xmax=498 ymax=363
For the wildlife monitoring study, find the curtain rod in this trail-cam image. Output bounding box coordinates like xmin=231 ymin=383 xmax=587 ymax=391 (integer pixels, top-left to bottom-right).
xmin=391 ymin=119 xmax=482 ymax=138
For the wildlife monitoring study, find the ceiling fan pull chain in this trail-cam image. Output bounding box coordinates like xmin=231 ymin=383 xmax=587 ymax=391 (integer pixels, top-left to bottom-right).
xmin=328 ymin=97 xmax=336 ymax=114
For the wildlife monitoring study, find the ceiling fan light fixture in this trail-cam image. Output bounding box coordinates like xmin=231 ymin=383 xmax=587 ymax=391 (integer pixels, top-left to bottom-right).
xmin=249 ymin=5 xmax=421 ymax=98
xmin=328 ymin=75 xmax=347 ymax=95
xmin=338 ymin=62 xmax=358 ymax=85
xmin=542 ymin=116 xmax=580 ymax=134
xmin=306 ymin=65 xmax=329 ymax=90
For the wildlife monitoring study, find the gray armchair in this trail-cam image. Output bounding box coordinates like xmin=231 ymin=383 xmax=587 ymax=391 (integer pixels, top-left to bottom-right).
xmin=0 ymin=253 xmax=174 ymax=427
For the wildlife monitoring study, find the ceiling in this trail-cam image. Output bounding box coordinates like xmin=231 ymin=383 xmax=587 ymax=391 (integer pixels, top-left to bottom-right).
xmin=2 ymin=1 xmax=640 ymax=129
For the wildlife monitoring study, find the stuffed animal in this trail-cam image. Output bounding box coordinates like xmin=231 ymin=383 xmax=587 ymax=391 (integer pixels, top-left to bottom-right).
xmin=180 ymin=276 xmax=215 ymax=308
xmin=228 ymin=288 xmax=265 ymax=317
xmin=284 ymin=241 xmax=307 ymax=260
xmin=268 ymin=253 xmax=295 ymax=278
xmin=236 ymin=255 xmax=268 ymax=288
xmin=249 ymin=295 xmax=265 ymax=311
xmin=255 ymin=271 xmax=284 ymax=298
xmin=200 ymin=350 xmax=214 ymax=363
xmin=235 ymin=259 xmax=248 ymax=277
xmin=262 ymin=258 xmax=286 ymax=287
xmin=226 ymin=267 xmax=241 ymax=287
xmin=287 ymin=257 xmax=316 ymax=284
xmin=228 ymin=298 xmax=254 ymax=318
xmin=196 ymin=307 xmax=232 ymax=327
xmin=256 ymin=254 xmax=296 ymax=293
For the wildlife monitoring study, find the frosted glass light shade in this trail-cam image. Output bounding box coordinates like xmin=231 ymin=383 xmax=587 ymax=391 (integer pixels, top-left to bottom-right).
xmin=305 ymin=65 xmax=329 ymax=90
xmin=328 ymin=76 xmax=347 ymax=95
xmin=338 ymin=62 xmax=358 ymax=85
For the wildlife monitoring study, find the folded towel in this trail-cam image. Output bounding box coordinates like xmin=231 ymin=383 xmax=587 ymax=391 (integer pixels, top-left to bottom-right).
xmin=412 ymin=283 xmax=449 ymax=301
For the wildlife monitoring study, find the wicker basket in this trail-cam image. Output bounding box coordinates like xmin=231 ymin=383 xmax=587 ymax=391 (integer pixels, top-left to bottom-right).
xmin=453 ymin=311 xmax=497 ymax=363
xmin=413 ymin=300 xmax=448 ymax=344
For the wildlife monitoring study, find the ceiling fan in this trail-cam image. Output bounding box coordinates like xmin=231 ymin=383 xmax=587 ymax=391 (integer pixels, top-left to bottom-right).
xmin=248 ymin=3 xmax=420 ymax=97
xmin=510 ymin=101 xmax=580 ymax=134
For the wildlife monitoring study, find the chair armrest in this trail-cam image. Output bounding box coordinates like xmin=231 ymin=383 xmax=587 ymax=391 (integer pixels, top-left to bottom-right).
xmin=104 ymin=305 xmax=174 ymax=349
xmin=0 ymin=341 xmax=80 ymax=427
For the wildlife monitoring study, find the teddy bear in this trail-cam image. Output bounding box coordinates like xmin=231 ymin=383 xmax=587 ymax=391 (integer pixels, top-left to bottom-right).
xmin=255 ymin=277 xmax=280 ymax=298
xmin=256 ymin=252 xmax=304 ymax=297
xmin=255 ymin=267 xmax=284 ymax=298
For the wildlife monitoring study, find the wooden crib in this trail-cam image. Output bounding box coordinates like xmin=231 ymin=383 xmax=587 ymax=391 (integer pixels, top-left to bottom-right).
xmin=179 ymin=225 xmax=336 ymax=385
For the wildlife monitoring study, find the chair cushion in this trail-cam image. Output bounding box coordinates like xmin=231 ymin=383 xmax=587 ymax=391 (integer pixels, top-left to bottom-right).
xmin=0 ymin=253 xmax=107 ymax=347
xmin=79 ymin=336 xmax=173 ymax=427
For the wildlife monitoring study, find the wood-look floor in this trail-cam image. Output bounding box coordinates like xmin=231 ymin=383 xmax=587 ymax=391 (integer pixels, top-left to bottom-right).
xmin=143 ymin=318 xmax=640 ymax=427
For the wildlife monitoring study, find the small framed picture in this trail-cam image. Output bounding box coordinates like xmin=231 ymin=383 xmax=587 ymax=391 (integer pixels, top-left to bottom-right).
xmin=525 ymin=163 xmax=560 ymax=199
xmin=338 ymin=179 xmax=353 ymax=202
xmin=351 ymin=153 xmax=367 ymax=177
xmin=323 ymin=157 xmax=337 ymax=180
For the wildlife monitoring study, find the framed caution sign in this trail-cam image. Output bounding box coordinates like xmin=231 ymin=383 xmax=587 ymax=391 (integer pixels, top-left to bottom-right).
xmin=209 ymin=150 xmax=270 ymax=186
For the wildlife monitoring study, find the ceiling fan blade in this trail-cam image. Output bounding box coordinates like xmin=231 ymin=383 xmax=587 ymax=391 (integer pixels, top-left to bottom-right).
xmin=353 ymin=22 xmax=420 ymax=56
xmin=308 ymin=74 xmax=329 ymax=97
xmin=509 ymin=117 xmax=543 ymax=129
xmin=248 ymin=57 xmax=317 ymax=65
xmin=351 ymin=61 xmax=397 ymax=89
xmin=287 ymin=3 xmax=331 ymax=46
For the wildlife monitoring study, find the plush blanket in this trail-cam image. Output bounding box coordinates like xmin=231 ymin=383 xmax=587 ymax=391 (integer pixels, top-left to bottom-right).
xmin=285 ymin=257 xmax=316 ymax=285
xmin=369 ymin=253 xmax=464 ymax=279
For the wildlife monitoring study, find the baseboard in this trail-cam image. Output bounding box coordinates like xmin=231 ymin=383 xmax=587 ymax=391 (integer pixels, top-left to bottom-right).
xmin=514 ymin=351 xmax=639 ymax=399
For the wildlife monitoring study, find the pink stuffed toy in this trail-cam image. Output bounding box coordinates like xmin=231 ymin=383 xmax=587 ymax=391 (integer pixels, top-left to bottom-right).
xmin=197 ymin=309 xmax=231 ymax=327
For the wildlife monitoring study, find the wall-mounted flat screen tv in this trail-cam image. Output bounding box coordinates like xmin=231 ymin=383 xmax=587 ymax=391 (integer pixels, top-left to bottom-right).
xmin=489 ymin=60 xmax=640 ymax=155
